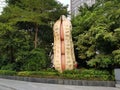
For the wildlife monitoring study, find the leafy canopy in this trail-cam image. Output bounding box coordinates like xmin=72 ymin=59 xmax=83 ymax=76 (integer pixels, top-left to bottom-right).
xmin=72 ymin=0 xmax=120 ymax=69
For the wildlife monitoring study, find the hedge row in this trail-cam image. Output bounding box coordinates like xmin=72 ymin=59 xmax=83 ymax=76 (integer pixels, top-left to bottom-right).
xmin=0 ymin=70 xmax=17 ymax=75
xmin=0 ymin=69 xmax=115 ymax=81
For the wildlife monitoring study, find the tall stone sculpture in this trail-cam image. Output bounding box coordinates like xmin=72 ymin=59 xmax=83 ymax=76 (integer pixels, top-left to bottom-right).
xmin=53 ymin=15 xmax=77 ymax=72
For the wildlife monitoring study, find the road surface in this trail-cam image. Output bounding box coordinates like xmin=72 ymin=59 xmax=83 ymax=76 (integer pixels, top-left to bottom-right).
xmin=0 ymin=78 xmax=119 ymax=90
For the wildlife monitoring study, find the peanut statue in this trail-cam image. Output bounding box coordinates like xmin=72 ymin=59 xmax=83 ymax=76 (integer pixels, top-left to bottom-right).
xmin=53 ymin=15 xmax=77 ymax=72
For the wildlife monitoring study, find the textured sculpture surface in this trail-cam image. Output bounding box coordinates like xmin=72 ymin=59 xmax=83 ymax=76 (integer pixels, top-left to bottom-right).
xmin=53 ymin=15 xmax=77 ymax=72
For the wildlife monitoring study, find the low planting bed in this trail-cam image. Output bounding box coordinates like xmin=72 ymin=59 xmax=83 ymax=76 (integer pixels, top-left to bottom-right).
xmin=0 ymin=69 xmax=115 ymax=87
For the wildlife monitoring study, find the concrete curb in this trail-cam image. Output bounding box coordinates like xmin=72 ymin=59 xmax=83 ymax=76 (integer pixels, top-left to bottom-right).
xmin=0 ymin=75 xmax=115 ymax=87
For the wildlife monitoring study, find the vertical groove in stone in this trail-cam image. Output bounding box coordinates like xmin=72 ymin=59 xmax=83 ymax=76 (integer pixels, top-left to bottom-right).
xmin=60 ymin=19 xmax=65 ymax=72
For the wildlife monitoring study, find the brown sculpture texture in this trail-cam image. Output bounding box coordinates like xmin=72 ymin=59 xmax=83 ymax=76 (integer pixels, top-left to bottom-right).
xmin=53 ymin=15 xmax=77 ymax=72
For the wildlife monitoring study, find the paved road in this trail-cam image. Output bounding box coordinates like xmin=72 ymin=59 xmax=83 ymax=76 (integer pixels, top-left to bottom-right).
xmin=0 ymin=78 xmax=119 ymax=90
xmin=0 ymin=85 xmax=14 ymax=90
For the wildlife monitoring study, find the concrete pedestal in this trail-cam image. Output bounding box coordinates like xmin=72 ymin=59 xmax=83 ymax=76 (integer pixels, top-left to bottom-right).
xmin=114 ymin=69 xmax=120 ymax=84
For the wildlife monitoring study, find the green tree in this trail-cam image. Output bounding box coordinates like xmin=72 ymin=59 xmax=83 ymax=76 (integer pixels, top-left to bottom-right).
xmin=0 ymin=22 xmax=32 ymax=70
xmin=72 ymin=0 xmax=120 ymax=69
xmin=0 ymin=0 xmax=68 ymax=70
xmin=2 ymin=0 xmax=68 ymax=48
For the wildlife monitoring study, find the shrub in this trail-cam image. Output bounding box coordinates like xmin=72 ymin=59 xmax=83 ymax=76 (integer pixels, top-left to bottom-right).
xmin=63 ymin=69 xmax=80 ymax=74
xmin=1 ymin=64 xmax=16 ymax=70
xmin=18 ymin=70 xmax=59 ymax=77
xmin=0 ymin=70 xmax=17 ymax=75
xmin=22 ymin=48 xmax=49 ymax=71
xmin=112 ymin=49 xmax=120 ymax=68
xmin=46 ymin=68 xmax=58 ymax=72
xmin=18 ymin=69 xmax=114 ymax=81
xmin=62 ymin=69 xmax=114 ymax=80
xmin=17 ymin=71 xmax=32 ymax=76
xmin=87 ymin=55 xmax=113 ymax=69
xmin=0 ymin=69 xmax=114 ymax=81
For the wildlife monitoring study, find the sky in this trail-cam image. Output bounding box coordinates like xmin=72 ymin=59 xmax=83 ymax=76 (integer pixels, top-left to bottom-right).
xmin=57 ymin=0 xmax=70 ymax=5
xmin=57 ymin=0 xmax=70 ymax=11
xmin=0 ymin=0 xmax=6 ymax=14
xmin=0 ymin=0 xmax=70 ymax=14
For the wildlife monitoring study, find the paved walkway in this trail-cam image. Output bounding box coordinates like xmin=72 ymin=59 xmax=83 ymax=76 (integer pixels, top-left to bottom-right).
xmin=0 ymin=78 xmax=119 ymax=90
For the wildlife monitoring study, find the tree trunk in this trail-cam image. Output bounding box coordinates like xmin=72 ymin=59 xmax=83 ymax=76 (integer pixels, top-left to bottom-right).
xmin=34 ymin=23 xmax=38 ymax=48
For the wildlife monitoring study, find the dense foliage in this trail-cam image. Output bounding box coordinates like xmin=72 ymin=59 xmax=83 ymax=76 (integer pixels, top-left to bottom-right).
xmin=0 ymin=0 xmax=119 ymax=80
xmin=72 ymin=0 xmax=120 ymax=69
xmin=0 ymin=0 xmax=68 ymax=71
